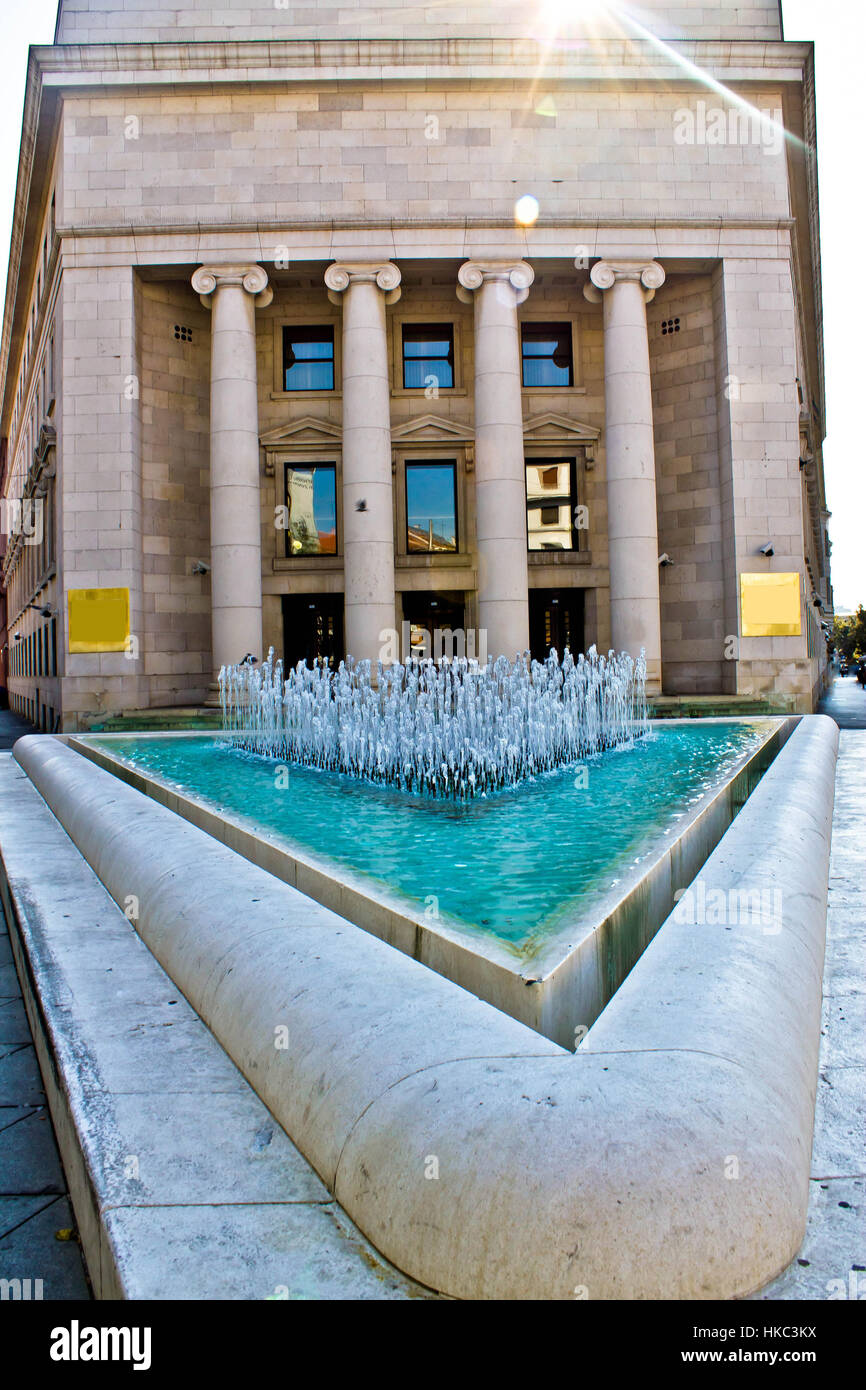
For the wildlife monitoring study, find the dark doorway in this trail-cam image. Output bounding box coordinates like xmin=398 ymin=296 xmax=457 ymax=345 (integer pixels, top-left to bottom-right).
xmin=401 ymin=591 xmax=466 ymax=659
xmin=282 ymin=594 xmax=344 ymax=670
xmin=529 ymin=589 xmax=584 ymax=662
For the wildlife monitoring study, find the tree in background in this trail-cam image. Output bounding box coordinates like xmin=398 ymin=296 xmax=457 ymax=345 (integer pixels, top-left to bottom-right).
xmin=832 ymin=606 xmax=866 ymax=661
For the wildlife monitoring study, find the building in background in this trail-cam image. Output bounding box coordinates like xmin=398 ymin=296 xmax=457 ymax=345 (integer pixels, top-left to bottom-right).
xmin=0 ymin=0 xmax=832 ymax=729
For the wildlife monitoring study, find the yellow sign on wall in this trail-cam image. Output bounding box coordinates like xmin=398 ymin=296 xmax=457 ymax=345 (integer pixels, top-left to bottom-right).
xmin=68 ymin=588 xmax=131 ymax=654
xmin=740 ymin=572 xmax=802 ymax=637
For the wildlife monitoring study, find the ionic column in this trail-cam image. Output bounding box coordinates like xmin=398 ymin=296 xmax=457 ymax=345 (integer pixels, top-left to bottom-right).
xmin=583 ymin=259 xmax=665 ymax=694
xmin=325 ymin=261 xmax=401 ymax=667
xmin=457 ymin=260 xmax=534 ymax=661
xmin=191 ymin=263 xmax=272 ymax=682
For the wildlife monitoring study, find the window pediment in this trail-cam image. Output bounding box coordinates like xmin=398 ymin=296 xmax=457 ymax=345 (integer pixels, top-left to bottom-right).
xmin=522 ymin=412 xmax=600 ymax=444
xmin=390 ymin=413 xmax=475 ymax=444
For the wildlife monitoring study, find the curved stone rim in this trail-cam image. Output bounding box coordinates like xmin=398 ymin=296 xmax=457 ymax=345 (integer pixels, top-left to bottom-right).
xmin=12 ymin=716 xmax=837 ymax=1300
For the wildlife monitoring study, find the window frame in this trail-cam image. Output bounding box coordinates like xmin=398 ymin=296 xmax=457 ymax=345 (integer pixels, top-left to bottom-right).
xmin=390 ymin=313 xmax=467 ymax=396
xmin=282 ymin=459 xmax=340 ymax=561
xmin=518 ymin=315 xmax=583 ymax=392
xmin=404 ymin=458 xmax=460 ymax=557
xmin=271 ymin=317 xmax=341 ymax=398
xmin=400 ymin=322 xmax=456 ymax=393
xmin=281 ymin=324 xmax=336 ymax=394
xmin=524 ymin=454 xmax=582 ymax=554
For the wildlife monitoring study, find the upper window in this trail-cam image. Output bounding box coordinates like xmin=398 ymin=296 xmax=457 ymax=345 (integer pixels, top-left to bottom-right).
xmin=526 ymin=458 xmax=577 ymax=551
xmin=406 ymin=461 xmax=458 ymax=553
xmin=283 ymin=326 xmax=335 ymax=392
xmin=521 ymin=323 xmax=573 ymax=388
xmin=284 ymin=464 xmax=337 ymax=557
xmin=402 ymin=324 xmax=454 ymax=391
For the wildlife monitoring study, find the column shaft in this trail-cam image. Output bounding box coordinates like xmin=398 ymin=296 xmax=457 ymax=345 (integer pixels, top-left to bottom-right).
xmin=192 ymin=263 xmax=271 ymax=682
xmin=209 ymin=284 xmax=262 ymax=672
xmin=587 ymin=260 xmax=664 ymax=693
xmin=327 ymin=264 xmax=399 ymax=667
xmin=460 ymin=262 xmax=534 ymax=661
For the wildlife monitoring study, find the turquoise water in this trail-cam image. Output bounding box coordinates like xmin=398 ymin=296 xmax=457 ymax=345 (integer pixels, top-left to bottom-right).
xmin=92 ymin=724 xmax=771 ymax=956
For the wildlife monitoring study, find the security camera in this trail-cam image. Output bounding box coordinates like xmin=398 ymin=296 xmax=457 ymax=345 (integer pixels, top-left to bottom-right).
xmin=192 ymin=560 xmax=211 ymax=575
xmin=759 ymin=543 xmax=775 ymax=557
xmin=658 ymin=553 xmax=674 ymax=567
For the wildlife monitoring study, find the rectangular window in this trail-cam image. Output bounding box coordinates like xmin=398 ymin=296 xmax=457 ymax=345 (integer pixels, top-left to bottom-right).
xmin=402 ymin=324 xmax=454 ymax=391
xmin=284 ymin=464 xmax=338 ymax=557
xmin=406 ymin=461 xmax=458 ymax=553
xmin=282 ymin=326 xmax=335 ymax=392
xmin=521 ymin=323 xmax=574 ymax=388
xmin=526 ymin=458 xmax=578 ymax=551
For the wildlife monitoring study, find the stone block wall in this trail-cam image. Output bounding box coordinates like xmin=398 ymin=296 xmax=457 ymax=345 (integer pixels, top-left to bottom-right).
xmin=649 ymin=274 xmax=727 ymax=693
xmin=60 ymin=86 xmax=791 ymax=230
xmin=139 ymin=280 xmax=211 ymax=705
xmin=57 ymin=263 xmax=146 ymax=723
xmin=55 ymin=0 xmax=784 ymax=45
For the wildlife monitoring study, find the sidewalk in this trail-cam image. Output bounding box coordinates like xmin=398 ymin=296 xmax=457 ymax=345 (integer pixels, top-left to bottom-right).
xmin=819 ymin=672 xmax=866 ymax=729
xmin=0 ymin=708 xmax=38 ymax=752
xmin=0 ymin=887 xmax=90 ymax=1298
xmin=754 ymin=716 xmax=866 ymax=1298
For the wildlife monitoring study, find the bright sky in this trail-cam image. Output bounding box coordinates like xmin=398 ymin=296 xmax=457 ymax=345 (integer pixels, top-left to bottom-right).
xmin=0 ymin=1 xmax=863 ymax=610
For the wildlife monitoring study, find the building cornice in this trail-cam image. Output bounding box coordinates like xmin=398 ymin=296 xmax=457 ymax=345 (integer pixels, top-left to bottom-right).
xmin=32 ymin=37 xmax=815 ymax=88
xmin=59 ymin=215 xmax=797 ymax=240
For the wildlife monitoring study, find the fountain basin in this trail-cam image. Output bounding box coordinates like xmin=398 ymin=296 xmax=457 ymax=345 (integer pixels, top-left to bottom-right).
xmin=69 ymin=717 xmax=794 ymax=1048
xmin=12 ymin=718 xmax=838 ymax=1298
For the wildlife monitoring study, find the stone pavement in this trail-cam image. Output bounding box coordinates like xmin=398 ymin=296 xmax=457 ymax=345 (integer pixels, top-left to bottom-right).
xmin=819 ymin=672 xmax=866 ymax=729
xmin=0 ymin=889 xmax=90 ymax=1298
xmin=0 ymin=708 xmax=38 ymax=752
xmin=753 ymin=719 xmax=866 ymax=1299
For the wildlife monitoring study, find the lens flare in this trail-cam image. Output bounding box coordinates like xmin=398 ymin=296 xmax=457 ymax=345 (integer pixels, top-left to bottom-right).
xmin=515 ymin=194 xmax=540 ymax=226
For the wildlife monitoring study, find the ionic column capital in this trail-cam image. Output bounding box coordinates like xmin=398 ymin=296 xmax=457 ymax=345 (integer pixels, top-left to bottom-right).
xmin=191 ymin=263 xmax=272 ymax=309
xmin=457 ymin=260 xmax=534 ymax=305
xmin=325 ymin=261 xmax=402 ymax=305
xmin=583 ymin=259 xmax=666 ymax=305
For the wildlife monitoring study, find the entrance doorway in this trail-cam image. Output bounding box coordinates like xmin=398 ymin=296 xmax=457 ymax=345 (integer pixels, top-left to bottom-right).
xmin=282 ymin=594 xmax=344 ymax=670
xmin=401 ymin=591 xmax=466 ymax=659
xmin=529 ymin=589 xmax=584 ymax=662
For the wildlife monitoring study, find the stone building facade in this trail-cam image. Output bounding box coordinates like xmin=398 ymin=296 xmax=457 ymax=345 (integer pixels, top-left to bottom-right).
xmin=0 ymin=0 xmax=831 ymax=729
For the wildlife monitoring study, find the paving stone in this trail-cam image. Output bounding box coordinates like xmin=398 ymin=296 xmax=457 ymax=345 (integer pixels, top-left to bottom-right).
xmin=0 ymin=998 xmax=32 ymax=1046
xmin=0 ymin=1195 xmax=90 ymax=1299
xmin=0 ymin=1193 xmax=59 ymax=1238
xmin=0 ymin=963 xmax=22 ymax=998
xmin=750 ymin=1178 xmax=866 ymax=1301
xmin=0 ymin=1109 xmax=65 ymax=1196
xmin=0 ymin=1046 xmax=45 ymax=1107
xmin=811 ymin=1067 xmax=866 ymax=1179
xmin=0 ymin=1105 xmax=37 ymax=1134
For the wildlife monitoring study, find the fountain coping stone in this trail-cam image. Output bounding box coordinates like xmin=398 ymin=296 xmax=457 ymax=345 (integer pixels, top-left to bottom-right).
xmin=11 ymin=716 xmax=838 ymax=1298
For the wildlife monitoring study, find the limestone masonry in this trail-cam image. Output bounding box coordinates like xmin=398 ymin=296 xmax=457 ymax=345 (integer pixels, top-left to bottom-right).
xmin=0 ymin=0 xmax=831 ymax=727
